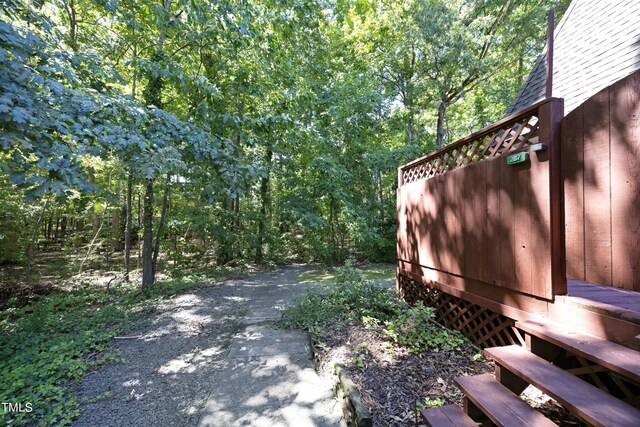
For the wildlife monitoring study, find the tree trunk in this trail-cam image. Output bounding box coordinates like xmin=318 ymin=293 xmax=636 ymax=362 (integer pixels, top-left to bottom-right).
xmin=64 ymin=0 xmax=79 ymax=51
xmin=25 ymin=198 xmax=49 ymax=283
xmin=79 ymin=203 xmax=108 ymax=274
xmin=233 ymin=196 xmax=241 ymax=259
xmin=328 ymin=199 xmax=336 ymax=264
xmin=111 ymin=207 xmax=121 ymax=253
xmin=233 ymin=197 xmax=240 ymax=230
xmin=140 ymin=0 xmax=170 ymax=287
xmin=60 ymin=215 xmax=67 ymax=238
xmin=46 ymin=213 xmax=53 ymax=241
xmin=407 ymin=111 xmax=415 ymax=145
xmin=436 ymin=101 xmax=447 ymax=149
xmin=87 ymin=167 xmax=100 ymax=238
xmin=54 ymin=213 xmax=61 ymax=240
xmin=377 ymin=169 xmax=384 ymax=223
xmin=255 ymin=147 xmax=272 ymax=264
xmin=137 ymin=190 xmax=142 ymax=269
xmin=141 ymin=179 xmax=154 ymax=289
xmin=152 ymin=179 xmax=170 ymax=275
xmin=124 ymin=173 xmax=133 ymax=282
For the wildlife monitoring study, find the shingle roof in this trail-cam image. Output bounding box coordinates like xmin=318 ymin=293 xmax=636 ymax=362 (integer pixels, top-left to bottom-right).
xmin=506 ymin=0 xmax=640 ymax=116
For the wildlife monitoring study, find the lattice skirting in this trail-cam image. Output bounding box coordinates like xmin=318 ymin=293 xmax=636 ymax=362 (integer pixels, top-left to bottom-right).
xmin=397 ymin=272 xmax=640 ymax=405
xmin=397 ymin=273 xmax=524 ymax=349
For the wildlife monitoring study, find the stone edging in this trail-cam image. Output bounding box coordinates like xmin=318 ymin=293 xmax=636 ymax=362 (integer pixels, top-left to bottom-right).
xmin=333 ymin=363 xmax=373 ymax=427
xmin=307 ymin=333 xmax=373 ymax=427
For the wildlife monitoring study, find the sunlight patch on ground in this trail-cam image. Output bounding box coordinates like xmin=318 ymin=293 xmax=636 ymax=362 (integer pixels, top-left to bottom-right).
xmin=224 ymin=295 xmax=248 ymax=302
xmin=157 ymin=345 xmax=224 ymax=374
xmin=297 ymin=264 xmax=395 ymax=283
xmin=122 ymin=379 xmax=140 ymax=387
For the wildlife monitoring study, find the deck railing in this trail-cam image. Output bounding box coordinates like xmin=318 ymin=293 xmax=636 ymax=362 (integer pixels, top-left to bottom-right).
xmin=398 ymin=99 xmax=554 ymax=187
xmin=397 ymin=98 xmax=565 ymax=301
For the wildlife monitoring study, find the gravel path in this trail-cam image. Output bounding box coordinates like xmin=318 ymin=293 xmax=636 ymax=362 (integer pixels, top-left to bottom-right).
xmin=72 ymin=266 xmax=342 ymax=427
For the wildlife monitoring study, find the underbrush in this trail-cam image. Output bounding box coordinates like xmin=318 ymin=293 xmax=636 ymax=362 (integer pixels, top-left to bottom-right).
xmin=0 ymin=268 xmax=242 ymax=426
xmin=280 ymin=260 xmax=467 ymax=353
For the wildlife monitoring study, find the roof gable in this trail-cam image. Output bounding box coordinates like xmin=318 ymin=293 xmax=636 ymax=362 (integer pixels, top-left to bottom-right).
xmin=507 ymin=0 xmax=640 ymax=116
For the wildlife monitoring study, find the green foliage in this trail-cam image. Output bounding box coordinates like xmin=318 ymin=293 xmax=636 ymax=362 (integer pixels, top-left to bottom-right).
xmin=282 ymin=262 xmax=466 ymax=354
xmin=416 ymin=397 xmax=445 ymax=411
xmin=298 ymin=264 xmax=395 ymax=284
xmin=384 ymin=301 xmax=467 ymax=353
xmin=334 ymin=259 xmax=365 ymax=285
xmin=280 ymin=262 xmax=402 ymax=333
xmin=1 ymin=0 xmax=569 ymax=275
xmin=0 ymin=0 xmax=569 ymax=420
xmin=0 ymin=275 xmax=225 ymax=426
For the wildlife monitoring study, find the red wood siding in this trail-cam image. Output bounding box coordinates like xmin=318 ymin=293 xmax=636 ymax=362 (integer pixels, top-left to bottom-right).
xmin=398 ymin=152 xmax=553 ymax=299
xmin=397 ymin=99 xmax=564 ymax=300
xmin=562 ymin=70 xmax=640 ymax=291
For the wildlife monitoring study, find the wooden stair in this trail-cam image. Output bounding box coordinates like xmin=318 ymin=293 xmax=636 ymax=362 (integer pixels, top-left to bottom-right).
xmin=422 ymin=317 xmax=640 ymax=427
xmin=454 ymin=374 xmax=556 ymax=427
xmin=487 ymin=345 xmax=640 ymax=426
xmin=516 ymin=318 xmax=640 ymax=384
xmin=420 ymin=404 xmax=476 ymax=427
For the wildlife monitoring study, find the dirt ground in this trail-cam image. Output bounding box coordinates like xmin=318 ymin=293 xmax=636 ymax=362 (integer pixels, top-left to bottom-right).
xmin=312 ymin=321 xmax=584 ymax=426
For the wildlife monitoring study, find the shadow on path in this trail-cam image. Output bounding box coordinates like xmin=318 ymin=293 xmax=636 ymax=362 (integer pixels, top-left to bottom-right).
xmin=72 ymin=266 xmax=342 ymax=427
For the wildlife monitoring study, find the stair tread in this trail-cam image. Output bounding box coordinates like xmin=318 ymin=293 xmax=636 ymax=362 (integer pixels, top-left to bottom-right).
xmin=517 ymin=318 xmax=640 ymax=383
xmin=420 ymin=404 xmax=477 ymax=427
xmin=454 ymin=374 xmax=556 ymax=427
xmin=485 ymin=345 xmax=640 ymax=427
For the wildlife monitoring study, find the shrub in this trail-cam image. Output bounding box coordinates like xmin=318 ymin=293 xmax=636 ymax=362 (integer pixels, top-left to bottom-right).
xmin=281 ymin=262 xmax=467 ymax=355
xmin=384 ymin=301 xmax=467 ymax=353
xmin=279 ymin=260 xmax=403 ymax=333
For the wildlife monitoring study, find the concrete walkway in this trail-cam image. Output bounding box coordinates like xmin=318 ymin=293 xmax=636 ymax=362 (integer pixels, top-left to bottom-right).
xmin=72 ymin=266 xmax=343 ymax=427
xmin=196 ymin=267 xmax=343 ymax=427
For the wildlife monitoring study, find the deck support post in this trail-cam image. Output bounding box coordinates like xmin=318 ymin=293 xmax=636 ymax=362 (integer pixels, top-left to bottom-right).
xmin=495 ymin=365 xmax=529 ymax=395
xmin=462 ymin=397 xmax=485 ymax=421
xmin=526 ymin=334 xmax=564 ymax=363
xmin=539 ymin=98 xmax=566 ymax=297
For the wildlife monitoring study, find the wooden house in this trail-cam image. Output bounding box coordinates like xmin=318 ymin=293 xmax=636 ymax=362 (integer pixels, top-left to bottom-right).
xmin=396 ymin=0 xmax=640 ymax=425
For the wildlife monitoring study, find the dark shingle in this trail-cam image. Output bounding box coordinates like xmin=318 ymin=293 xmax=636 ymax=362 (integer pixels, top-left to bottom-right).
xmin=505 ymin=0 xmax=640 ymax=116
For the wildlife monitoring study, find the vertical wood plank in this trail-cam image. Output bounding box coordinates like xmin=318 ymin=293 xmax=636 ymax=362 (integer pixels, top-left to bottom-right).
xmin=407 ymin=182 xmax=419 ymax=265
xmin=529 ymin=149 xmax=552 ymax=299
xmin=512 ymin=159 xmax=533 ymax=296
xmin=582 ymin=89 xmax=613 ymax=286
xmin=486 ymin=159 xmax=501 ymax=287
xmin=610 ymin=71 xmax=640 ymax=291
xmin=463 ymin=163 xmax=477 ymax=278
xmin=498 ymin=159 xmax=516 ymax=289
xmin=442 ymin=170 xmax=462 ymax=275
xmin=464 ymin=161 xmax=489 ymax=283
xmin=431 ymin=176 xmax=443 ymax=270
xmin=452 ymin=168 xmax=464 ymax=276
xmin=397 ymin=187 xmax=405 ymax=262
xmin=422 ymin=178 xmax=438 ymax=269
xmin=562 ymin=105 xmax=586 ymax=281
xmin=530 ymin=110 xmax=553 ymax=299
xmin=548 ymin=99 xmax=566 ymax=295
xmin=477 ymin=161 xmax=490 ymax=284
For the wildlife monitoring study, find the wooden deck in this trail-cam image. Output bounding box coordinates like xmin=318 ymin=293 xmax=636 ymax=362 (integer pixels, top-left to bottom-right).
xmin=557 ymin=280 xmax=640 ymax=325
xmin=550 ymin=281 xmax=640 ymax=349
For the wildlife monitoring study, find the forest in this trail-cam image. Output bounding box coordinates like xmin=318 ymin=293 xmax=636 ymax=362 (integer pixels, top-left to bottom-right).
xmin=1 ymin=0 xmax=580 ymax=425
xmin=1 ymin=0 xmax=568 ymax=293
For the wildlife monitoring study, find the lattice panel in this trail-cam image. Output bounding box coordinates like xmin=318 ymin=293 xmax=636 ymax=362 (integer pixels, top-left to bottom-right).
xmin=401 ymin=112 xmax=539 ymax=185
xmin=397 ymin=273 xmax=524 ymax=348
